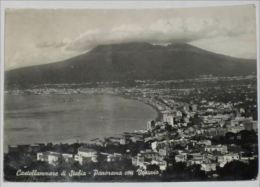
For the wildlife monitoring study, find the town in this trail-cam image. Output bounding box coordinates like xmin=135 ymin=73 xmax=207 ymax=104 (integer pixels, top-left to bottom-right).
xmin=4 ymin=75 xmax=258 ymax=181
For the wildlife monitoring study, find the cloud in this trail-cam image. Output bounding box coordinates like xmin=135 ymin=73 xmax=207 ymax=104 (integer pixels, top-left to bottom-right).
xmin=36 ymin=39 xmax=69 ymax=49
xmin=5 ymin=6 xmax=256 ymax=70
xmin=64 ymin=16 xmax=255 ymax=54
xmin=7 ymin=40 xmax=79 ymax=70
xmin=190 ymin=33 xmax=256 ymax=59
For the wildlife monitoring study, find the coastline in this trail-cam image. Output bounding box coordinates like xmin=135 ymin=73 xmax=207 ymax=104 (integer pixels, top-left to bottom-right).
xmin=142 ymin=101 xmax=162 ymax=121
xmin=117 ymin=94 xmax=162 ymax=122
xmin=4 ymin=93 xmax=160 ymax=152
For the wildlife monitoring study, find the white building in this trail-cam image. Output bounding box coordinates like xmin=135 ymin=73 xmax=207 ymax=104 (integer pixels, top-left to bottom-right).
xmin=197 ymin=140 xmax=212 ymax=146
xmin=218 ymin=153 xmax=240 ymax=167
xmin=37 ymin=151 xmax=60 ymax=166
xmin=188 ymin=158 xmax=204 ymax=165
xmin=205 ymin=145 xmax=228 ymax=154
xmin=107 ymin=153 xmax=122 ymax=162
xmin=75 ymin=147 xmax=98 ymax=164
xmin=151 ymin=141 xmax=158 ymax=152
xmin=175 ymin=153 xmax=187 ymax=162
xmin=163 ymin=112 xmax=175 ymax=126
xmin=151 ymin=160 xmax=167 ymax=171
xmin=201 ymin=163 xmax=217 ymax=172
xmin=147 ymin=120 xmax=156 ymax=130
xmin=227 ymin=125 xmax=245 ymax=133
xmin=62 ymin=153 xmax=74 ymax=163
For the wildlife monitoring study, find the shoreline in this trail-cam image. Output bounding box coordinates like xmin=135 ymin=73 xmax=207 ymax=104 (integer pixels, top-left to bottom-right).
xmin=139 ymin=100 xmax=162 ymax=121
xmin=4 ymin=93 xmax=161 ymax=152
xmin=117 ymin=94 xmax=162 ymax=122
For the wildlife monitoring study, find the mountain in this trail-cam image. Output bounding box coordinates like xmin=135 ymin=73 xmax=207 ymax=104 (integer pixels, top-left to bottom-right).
xmin=5 ymin=42 xmax=256 ymax=87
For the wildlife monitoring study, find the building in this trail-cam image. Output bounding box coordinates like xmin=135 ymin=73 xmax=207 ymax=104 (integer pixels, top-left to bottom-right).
xmin=37 ymin=151 xmax=60 ymax=166
xmin=124 ymin=132 xmax=144 ymax=143
xmin=158 ymin=148 xmax=169 ymax=157
xmin=176 ymin=111 xmax=183 ymax=117
xmin=201 ymin=163 xmax=217 ymax=172
xmin=138 ymin=149 xmax=163 ymax=161
xmin=203 ymin=127 xmax=227 ymax=137
xmin=227 ymin=125 xmax=245 ymax=133
xmin=205 ymin=145 xmax=228 ymax=154
xmin=105 ymin=136 xmax=126 ymax=145
xmin=162 ymin=111 xmax=175 ymax=126
xmin=175 ymin=153 xmax=187 ymax=162
xmin=151 ymin=141 xmax=158 ymax=152
xmin=218 ymin=153 xmax=240 ymax=167
xmin=197 ymin=140 xmax=212 ymax=146
xmin=191 ymin=104 xmax=198 ymax=112
xmin=132 ymin=149 xmax=166 ymax=171
xmin=240 ymin=154 xmax=257 ymax=163
xmin=151 ymin=160 xmax=167 ymax=171
xmin=187 ymin=158 xmax=204 ymax=166
xmin=75 ymin=147 xmax=98 ymax=164
xmin=62 ymin=153 xmax=74 ymax=163
xmin=187 ymin=153 xmax=204 ymax=166
xmin=147 ymin=120 xmax=156 ymax=130
xmin=107 ymin=153 xmax=123 ymax=162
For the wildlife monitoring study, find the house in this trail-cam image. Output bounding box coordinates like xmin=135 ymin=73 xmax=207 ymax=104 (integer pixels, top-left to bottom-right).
xmin=37 ymin=151 xmax=60 ymax=166
xmin=132 ymin=156 xmax=138 ymax=166
xmin=176 ymin=111 xmax=183 ymax=117
xmin=175 ymin=153 xmax=187 ymax=162
xmin=226 ymin=125 xmax=245 ymax=133
xmin=151 ymin=141 xmax=158 ymax=151
xmin=187 ymin=157 xmax=203 ymax=166
xmin=203 ymin=153 xmax=217 ymax=162
xmin=133 ymin=149 xmax=164 ymax=167
xmin=201 ymin=163 xmax=217 ymax=172
xmin=218 ymin=153 xmax=239 ymax=167
xmin=203 ymin=127 xmax=227 ymax=137
xmin=132 ymin=152 xmax=166 ymax=171
xmin=240 ymin=154 xmax=257 ymax=163
xmin=191 ymin=104 xmax=198 ymax=112
xmin=197 ymin=140 xmax=212 ymax=146
xmin=139 ymin=149 xmax=163 ymax=161
xmin=151 ymin=160 xmax=167 ymax=171
xmin=163 ymin=112 xmax=175 ymax=126
xmin=205 ymin=145 xmax=228 ymax=154
xmin=136 ymin=161 xmax=150 ymax=170
xmin=75 ymin=147 xmax=98 ymax=164
xmin=105 ymin=136 xmax=126 ymax=145
xmin=107 ymin=153 xmax=123 ymax=162
xmin=62 ymin=153 xmax=74 ymax=163
xmin=147 ymin=120 xmax=156 ymax=130
xmin=158 ymin=148 xmax=168 ymax=157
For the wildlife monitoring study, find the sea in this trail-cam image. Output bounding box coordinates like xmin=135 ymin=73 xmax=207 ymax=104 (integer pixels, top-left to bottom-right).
xmin=4 ymin=94 xmax=157 ymax=152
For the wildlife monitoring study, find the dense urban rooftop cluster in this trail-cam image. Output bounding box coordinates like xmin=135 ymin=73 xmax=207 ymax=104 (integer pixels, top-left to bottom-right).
xmin=4 ymin=76 xmax=258 ymax=181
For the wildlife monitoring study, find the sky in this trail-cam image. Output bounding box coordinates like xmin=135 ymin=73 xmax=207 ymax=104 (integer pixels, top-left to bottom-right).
xmin=4 ymin=5 xmax=257 ymax=70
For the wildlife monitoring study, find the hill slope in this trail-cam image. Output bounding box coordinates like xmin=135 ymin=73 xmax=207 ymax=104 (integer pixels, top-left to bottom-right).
xmin=5 ymin=42 xmax=256 ymax=87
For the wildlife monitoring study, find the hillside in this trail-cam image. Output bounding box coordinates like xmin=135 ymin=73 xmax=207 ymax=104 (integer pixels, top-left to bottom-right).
xmin=5 ymin=42 xmax=256 ymax=87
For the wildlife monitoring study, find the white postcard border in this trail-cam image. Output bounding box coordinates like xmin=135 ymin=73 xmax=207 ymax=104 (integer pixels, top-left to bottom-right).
xmin=0 ymin=1 xmax=259 ymax=187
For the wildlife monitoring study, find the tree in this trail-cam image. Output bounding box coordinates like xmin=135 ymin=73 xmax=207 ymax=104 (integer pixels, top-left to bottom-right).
xmin=217 ymin=159 xmax=258 ymax=180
